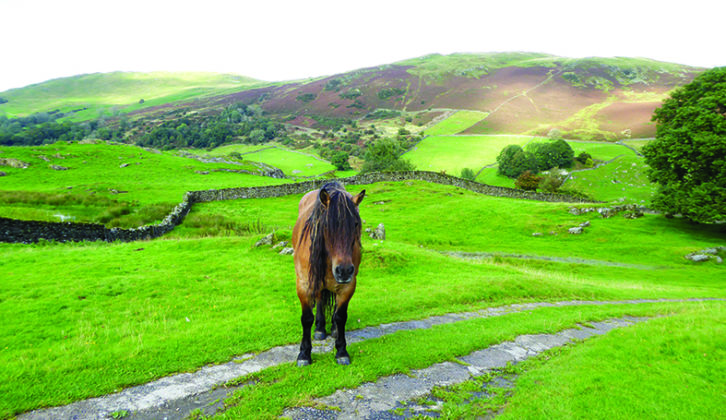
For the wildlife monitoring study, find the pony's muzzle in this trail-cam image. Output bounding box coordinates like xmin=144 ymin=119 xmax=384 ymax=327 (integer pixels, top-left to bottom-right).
xmin=334 ymin=264 xmax=355 ymax=283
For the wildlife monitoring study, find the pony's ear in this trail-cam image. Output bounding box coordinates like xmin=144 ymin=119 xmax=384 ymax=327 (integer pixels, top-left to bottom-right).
xmin=319 ymin=188 xmax=330 ymax=208
xmin=352 ymin=190 xmax=365 ymax=206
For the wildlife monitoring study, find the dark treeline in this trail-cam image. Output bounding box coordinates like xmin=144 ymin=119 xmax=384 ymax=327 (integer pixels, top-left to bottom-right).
xmin=0 ymin=102 xmax=287 ymax=149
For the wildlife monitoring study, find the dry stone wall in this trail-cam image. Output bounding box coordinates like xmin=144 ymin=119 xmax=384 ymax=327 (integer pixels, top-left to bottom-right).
xmin=1 ymin=171 xmax=596 ymax=244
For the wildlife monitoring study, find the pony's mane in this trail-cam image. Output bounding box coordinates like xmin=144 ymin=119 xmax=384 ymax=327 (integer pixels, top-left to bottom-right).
xmin=299 ymin=182 xmax=361 ymax=302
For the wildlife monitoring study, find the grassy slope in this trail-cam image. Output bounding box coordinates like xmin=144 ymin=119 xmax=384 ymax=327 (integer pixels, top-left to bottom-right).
xmin=423 ymin=110 xmax=489 ymax=136
xmin=565 ymin=154 xmax=656 ymax=203
xmin=404 ymin=135 xmax=536 ymax=175
xmin=0 ymin=142 xmax=285 ymax=226
xmin=0 ymin=72 xmax=266 ymax=120
xmin=1 ymin=179 xmax=724 ymax=416
xmin=498 ymin=304 xmax=726 ymax=419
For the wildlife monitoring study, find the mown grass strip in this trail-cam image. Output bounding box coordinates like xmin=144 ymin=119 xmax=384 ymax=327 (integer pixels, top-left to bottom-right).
xmin=211 ymin=301 xmax=720 ymax=419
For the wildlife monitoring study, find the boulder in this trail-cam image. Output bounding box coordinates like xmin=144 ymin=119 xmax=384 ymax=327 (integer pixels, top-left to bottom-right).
xmin=279 ymin=247 xmax=294 ymax=255
xmin=272 ymin=241 xmax=289 ymax=250
xmin=532 ymin=232 xmax=543 ymax=237
xmin=686 ymin=254 xmax=711 ymax=262
xmin=0 ymin=171 xmax=5 ymax=177
xmin=0 ymin=158 xmax=29 ymax=168
xmin=254 ymin=232 xmax=275 ymax=247
xmin=120 ymin=163 xmax=129 ymax=168
xmin=568 ymin=227 xmax=583 ymax=235
xmin=579 ymin=221 xmax=590 ymax=227
xmin=369 ymin=223 xmax=385 ymax=240
xmin=49 ymin=165 xmax=69 ymax=171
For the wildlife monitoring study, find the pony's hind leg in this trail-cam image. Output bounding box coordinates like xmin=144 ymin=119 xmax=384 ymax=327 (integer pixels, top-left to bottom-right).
xmin=313 ymin=290 xmax=330 ymax=340
xmin=297 ymin=305 xmax=314 ymax=367
xmin=333 ymin=302 xmax=350 ymax=365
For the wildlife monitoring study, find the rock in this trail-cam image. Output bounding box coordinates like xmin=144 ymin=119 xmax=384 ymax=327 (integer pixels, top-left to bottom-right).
xmin=597 ymin=207 xmax=616 ymax=218
xmin=549 ymin=231 xmax=557 ymax=235
xmin=0 ymin=171 xmax=5 ymax=176
xmin=686 ymin=254 xmax=711 ymax=262
xmin=255 ymin=232 xmax=275 ymax=247
xmin=195 ymin=170 xmax=209 ymax=175
xmin=37 ymin=155 xmax=50 ymax=162
xmin=369 ymin=223 xmax=385 ymax=240
xmin=579 ymin=221 xmax=590 ymax=227
xmin=49 ymin=165 xmax=69 ymax=171
xmin=0 ymin=158 xmax=29 ymax=168
xmin=715 ymin=256 xmax=723 ymax=264
xmin=279 ymin=247 xmax=294 ymax=255
xmin=272 ymin=241 xmax=289 ymax=250
xmin=120 ymin=163 xmax=129 ymax=168
xmin=700 ymin=248 xmax=719 ymax=255
xmin=568 ymin=227 xmax=584 ymax=235
xmin=568 ymin=207 xmax=582 ymax=215
xmin=532 ymin=232 xmax=543 ymax=237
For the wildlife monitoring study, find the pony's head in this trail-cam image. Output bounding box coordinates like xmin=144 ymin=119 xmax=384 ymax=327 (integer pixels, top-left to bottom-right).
xmin=302 ymin=182 xmax=365 ymax=289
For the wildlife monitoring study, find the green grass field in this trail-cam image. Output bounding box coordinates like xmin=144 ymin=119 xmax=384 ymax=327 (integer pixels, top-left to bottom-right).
xmin=1 ymin=142 xmax=724 ymax=419
xmin=564 ymin=154 xmax=656 ymax=203
xmin=404 ymin=134 xmax=537 ymax=175
xmin=424 ymin=110 xmax=489 ymax=136
xmin=0 ymin=72 xmax=267 ymax=120
xmin=0 ymin=142 xmax=284 ymax=226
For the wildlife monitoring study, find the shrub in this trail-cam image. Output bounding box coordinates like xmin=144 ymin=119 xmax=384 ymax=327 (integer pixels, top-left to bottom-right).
xmin=377 ymin=87 xmax=406 ymax=100
xmin=539 ymin=171 xmax=564 ymax=193
xmin=460 ymin=168 xmax=476 ymax=181
xmin=295 ymin=93 xmax=316 ymax=103
xmin=331 ymin=151 xmax=352 ymax=170
xmin=515 ymin=170 xmax=541 ymax=191
xmin=575 ymin=151 xmax=592 ymax=164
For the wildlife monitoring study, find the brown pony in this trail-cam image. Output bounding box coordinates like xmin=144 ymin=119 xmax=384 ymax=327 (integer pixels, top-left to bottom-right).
xmin=292 ymin=182 xmax=365 ymax=366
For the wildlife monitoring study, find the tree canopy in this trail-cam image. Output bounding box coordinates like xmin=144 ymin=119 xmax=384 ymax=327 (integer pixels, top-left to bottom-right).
xmin=360 ymin=138 xmax=415 ymax=173
xmin=642 ymin=67 xmax=726 ymax=223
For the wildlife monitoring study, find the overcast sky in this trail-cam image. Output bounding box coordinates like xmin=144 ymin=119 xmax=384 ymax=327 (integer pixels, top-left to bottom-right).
xmin=1 ymin=0 xmax=724 ymax=92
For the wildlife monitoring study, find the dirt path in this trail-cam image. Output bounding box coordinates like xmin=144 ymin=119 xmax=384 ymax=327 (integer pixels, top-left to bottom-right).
xmin=443 ymin=250 xmax=660 ymax=269
xmin=19 ymin=299 xmax=718 ymax=420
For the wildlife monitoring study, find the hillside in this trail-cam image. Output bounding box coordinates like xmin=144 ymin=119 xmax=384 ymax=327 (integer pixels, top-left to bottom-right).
xmin=0 ymin=53 xmax=704 ymax=141
xmin=0 ymin=71 xmax=269 ymax=121
xmin=200 ymin=52 xmax=704 ymax=140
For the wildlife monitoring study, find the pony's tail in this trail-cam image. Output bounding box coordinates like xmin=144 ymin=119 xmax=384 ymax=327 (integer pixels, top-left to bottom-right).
xmin=318 ymin=288 xmax=335 ymax=321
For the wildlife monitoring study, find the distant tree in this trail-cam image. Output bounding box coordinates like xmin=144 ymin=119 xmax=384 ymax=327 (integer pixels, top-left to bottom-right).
xmin=527 ymin=139 xmax=574 ymax=171
xmin=460 ymin=167 xmax=476 ymax=180
xmin=138 ymin=99 xmax=144 ymax=104
xmin=248 ymin=128 xmax=266 ymax=144
xmin=361 ymin=137 xmax=415 ymax=173
xmin=575 ymin=151 xmax=592 ymax=165
xmin=515 ymin=170 xmax=541 ymax=191
xmin=331 ymin=151 xmax=352 ymax=170
xmin=642 ymin=67 xmax=726 ymax=223
xmin=497 ymin=144 xmax=537 ymax=178
xmin=547 ymin=128 xmax=562 ymax=139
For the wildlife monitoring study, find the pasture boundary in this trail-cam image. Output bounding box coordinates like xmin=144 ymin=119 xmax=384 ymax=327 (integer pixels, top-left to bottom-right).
xmin=18 ymin=298 xmax=719 ymax=420
xmin=0 ymin=171 xmax=598 ymax=244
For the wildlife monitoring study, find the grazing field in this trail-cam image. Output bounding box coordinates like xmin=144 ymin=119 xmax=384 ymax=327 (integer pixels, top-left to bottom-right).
xmin=1 ymin=143 xmax=724 ymax=419
xmin=404 ymin=134 xmax=536 ymax=175
xmin=0 ymin=142 xmax=284 ymax=226
xmin=564 ymin=154 xmax=656 ymax=203
xmin=1 ymin=180 xmax=724 ymax=418
xmin=621 ymin=138 xmax=655 ymax=152
xmin=239 ymin=147 xmax=336 ymax=177
xmin=424 ymin=110 xmax=489 ymax=136
xmin=185 ymin=144 xmax=336 ymax=177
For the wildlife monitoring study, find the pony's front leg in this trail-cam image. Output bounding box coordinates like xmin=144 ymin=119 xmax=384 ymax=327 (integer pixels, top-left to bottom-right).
xmin=313 ymin=292 xmax=328 ymax=340
xmin=333 ymin=302 xmax=350 ymax=365
xmin=297 ymin=305 xmax=314 ymax=367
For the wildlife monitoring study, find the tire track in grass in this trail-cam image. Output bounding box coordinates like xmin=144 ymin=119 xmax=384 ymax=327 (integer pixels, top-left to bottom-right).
xmin=18 ymin=299 xmax=719 ymax=420
xmin=284 ymin=316 xmax=649 ymax=419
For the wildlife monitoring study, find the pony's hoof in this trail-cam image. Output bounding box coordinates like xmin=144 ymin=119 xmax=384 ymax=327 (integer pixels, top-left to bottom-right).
xmin=297 ymin=359 xmax=311 ymax=367
xmin=336 ymin=356 xmax=351 ymax=365
xmin=313 ymin=331 xmax=327 ymax=340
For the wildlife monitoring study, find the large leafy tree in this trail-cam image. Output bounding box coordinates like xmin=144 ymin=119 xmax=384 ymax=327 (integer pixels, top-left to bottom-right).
xmin=360 ymin=138 xmax=415 ymax=173
xmin=642 ymin=67 xmax=726 ymax=223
